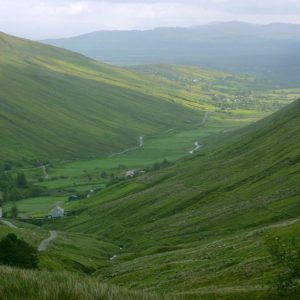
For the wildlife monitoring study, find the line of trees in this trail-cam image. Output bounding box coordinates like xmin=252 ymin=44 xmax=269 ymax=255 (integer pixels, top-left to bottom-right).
xmin=0 ymin=172 xmax=48 ymax=218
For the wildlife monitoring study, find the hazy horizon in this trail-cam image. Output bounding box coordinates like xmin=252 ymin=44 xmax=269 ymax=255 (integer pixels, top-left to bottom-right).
xmin=1 ymin=0 xmax=300 ymax=39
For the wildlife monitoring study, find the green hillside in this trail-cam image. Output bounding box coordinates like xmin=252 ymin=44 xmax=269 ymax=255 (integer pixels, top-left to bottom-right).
xmin=0 ymin=33 xmax=204 ymax=162
xmin=1 ymin=32 xmax=298 ymax=165
xmin=44 ymin=98 xmax=300 ymax=298
xmin=2 ymin=31 xmax=300 ymax=299
xmin=0 ymin=266 xmax=166 ymax=300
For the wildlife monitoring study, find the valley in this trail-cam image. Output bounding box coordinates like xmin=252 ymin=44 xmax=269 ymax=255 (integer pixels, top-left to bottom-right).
xmin=0 ymin=27 xmax=300 ymax=300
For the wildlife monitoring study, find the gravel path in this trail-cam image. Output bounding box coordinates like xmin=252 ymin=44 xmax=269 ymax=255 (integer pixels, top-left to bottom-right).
xmin=189 ymin=112 xmax=210 ymax=154
xmin=189 ymin=142 xmax=201 ymax=154
xmin=110 ymin=136 xmax=144 ymax=157
xmin=41 ymin=165 xmax=49 ymax=179
xmin=1 ymin=219 xmax=18 ymax=229
xmin=38 ymin=230 xmax=58 ymax=252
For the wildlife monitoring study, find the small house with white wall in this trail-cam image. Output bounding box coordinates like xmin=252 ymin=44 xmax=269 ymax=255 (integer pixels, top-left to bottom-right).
xmin=125 ymin=170 xmax=136 ymax=178
xmin=46 ymin=206 xmax=64 ymax=219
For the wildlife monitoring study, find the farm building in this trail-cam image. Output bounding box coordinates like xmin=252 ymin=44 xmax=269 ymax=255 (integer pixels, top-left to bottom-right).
xmin=68 ymin=194 xmax=79 ymax=201
xmin=46 ymin=206 xmax=64 ymax=219
xmin=125 ymin=170 xmax=136 ymax=178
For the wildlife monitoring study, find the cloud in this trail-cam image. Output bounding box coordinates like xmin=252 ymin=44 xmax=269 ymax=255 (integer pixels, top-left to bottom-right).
xmin=0 ymin=0 xmax=300 ymax=39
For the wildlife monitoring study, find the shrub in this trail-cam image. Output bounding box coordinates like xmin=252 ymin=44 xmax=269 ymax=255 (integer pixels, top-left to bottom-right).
xmin=0 ymin=234 xmax=38 ymax=269
xmin=16 ymin=173 xmax=28 ymax=189
xmin=266 ymin=234 xmax=300 ymax=296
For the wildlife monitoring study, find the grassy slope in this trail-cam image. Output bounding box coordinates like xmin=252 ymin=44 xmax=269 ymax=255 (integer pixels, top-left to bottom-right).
xmin=47 ymin=99 xmax=300 ymax=298
xmin=2 ymin=32 xmax=298 ymax=163
xmin=6 ymin=63 xmax=297 ymax=205
xmin=0 ymin=33 xmax=204 ymax=162
xmin=0 ymin=266 xmax=167 ymax=300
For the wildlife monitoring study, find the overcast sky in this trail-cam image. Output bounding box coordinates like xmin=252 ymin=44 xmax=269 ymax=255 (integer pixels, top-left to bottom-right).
xmin=1 ymin=0 xmax=300 ymax=39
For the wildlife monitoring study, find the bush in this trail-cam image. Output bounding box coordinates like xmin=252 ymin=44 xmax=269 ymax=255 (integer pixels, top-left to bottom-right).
xmin=24 ymin=186 xmax=49 ymax=198
xmin=266 ymin=234 xmax=300 ymax=296
xmin=10 ymin=203 xmax=18 ymax=219
xmin=0 ymin=234 xmax=38 ymax=269
xmin=16 ymin=173 xmax=28 ymax=189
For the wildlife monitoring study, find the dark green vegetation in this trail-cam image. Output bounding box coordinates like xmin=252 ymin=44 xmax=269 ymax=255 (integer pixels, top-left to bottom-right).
xmin=44 ymin=22 xmax=300 ymax=86
xmin=0 ymin=172 xmax=48 ymax=218
xmin=20 ymin=98 xmax=297 ymax=299
xmin=0 ymin=233 xmax=38 ymax=269
xmin=267 ymin=233 xmax=300 ymax=297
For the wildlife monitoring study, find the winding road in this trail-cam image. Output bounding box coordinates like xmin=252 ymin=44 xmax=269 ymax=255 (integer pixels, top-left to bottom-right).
xmin=189 ymin=142 xmax=201 ymax=154
xmin=38 ymin=230 xmax=58 ymax=252
xmin=1 ymin=219 xmax=18 ymax=229
xmin=41 ymin=165 xmax=49 ymax=179
xmin=189 ymin=111 xmax=210 ymax=154
xmin=110 ymin=135 xmax=144 ymax=157
xmin=1 ymin=220 xmax=57 ymax=252
xmin=200 ymin=111 xmax=210 ymax=125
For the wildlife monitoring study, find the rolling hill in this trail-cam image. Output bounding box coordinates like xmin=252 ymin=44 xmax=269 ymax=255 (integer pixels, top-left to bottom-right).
xmin=43 ymin=22 xmax=300 ymax=86
xmin=1 ymin=30 xmax=300 ymax=299
xmin=0 ymin=32 xmax=204 ymax=162
xmin=46 ymin=98 xmax=300 ymax=298
xmin=3 ymin=31 xmax=296 ymax=165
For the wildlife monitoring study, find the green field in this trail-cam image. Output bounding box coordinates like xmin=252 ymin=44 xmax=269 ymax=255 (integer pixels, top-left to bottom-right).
xmin=7 ymin=108 xmax=268 ymax=219
xmin=4 ymin=196 xmax=67 ymax=218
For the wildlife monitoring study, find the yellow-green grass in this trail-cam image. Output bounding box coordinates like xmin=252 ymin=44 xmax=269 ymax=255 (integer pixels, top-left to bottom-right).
xmin=0 ymin=266 xmax=168 ymax=300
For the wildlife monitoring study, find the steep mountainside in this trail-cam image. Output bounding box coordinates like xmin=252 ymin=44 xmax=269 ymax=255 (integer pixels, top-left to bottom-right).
xmin=0 ymin=32 xmax=203 ymax=162
xmin=50 ymin=98 xmax=300 ymax=297
xmin=43 ymin=22 xmax=300 ymax=86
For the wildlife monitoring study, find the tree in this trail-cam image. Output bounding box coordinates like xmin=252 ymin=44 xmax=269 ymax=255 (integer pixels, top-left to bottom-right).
xmin=2 ymin=162 xmax=12 ymax=171
xmin=16 ymin=173 xmax=28 ymax=189
xmin=266 ymin=234 xmax=300 ymax=296
xmin=10 ymin=202 xmax=18 ymax=219
xmin=8 ymin=187 xmax=22 ymax=202
xmin=100 ymin=171 xmax=107 ymax=179
xmin=0 ymin=233 xmax=38 ymax=269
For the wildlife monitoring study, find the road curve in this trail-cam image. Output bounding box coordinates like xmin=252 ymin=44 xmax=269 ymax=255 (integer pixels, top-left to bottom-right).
xmin=189 ymin=142 xmax=201 ymax=154
xmin=41 ymin=165 xmax=49 ymax=179
xmin=189 ymin=111 xmax=210 ymax=154
xmin=38 ymin=230 xmax=58 ymax=252
xmin=1 ymin=219 xmax=18 ymax=229
xmin=110 ymin=135 xmax=144 ymax=157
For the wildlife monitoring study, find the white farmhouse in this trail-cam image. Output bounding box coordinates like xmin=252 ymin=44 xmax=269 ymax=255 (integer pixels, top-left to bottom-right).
xmin=125 ymin=170 xmax=136 ymax=178
xmin=46 ymin=206 xmax=64 ymax=219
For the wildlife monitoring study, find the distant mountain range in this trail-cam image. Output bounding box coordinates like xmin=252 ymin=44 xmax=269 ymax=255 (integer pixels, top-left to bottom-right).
xmin=43 ymin=22 xmax=300 ymax=86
